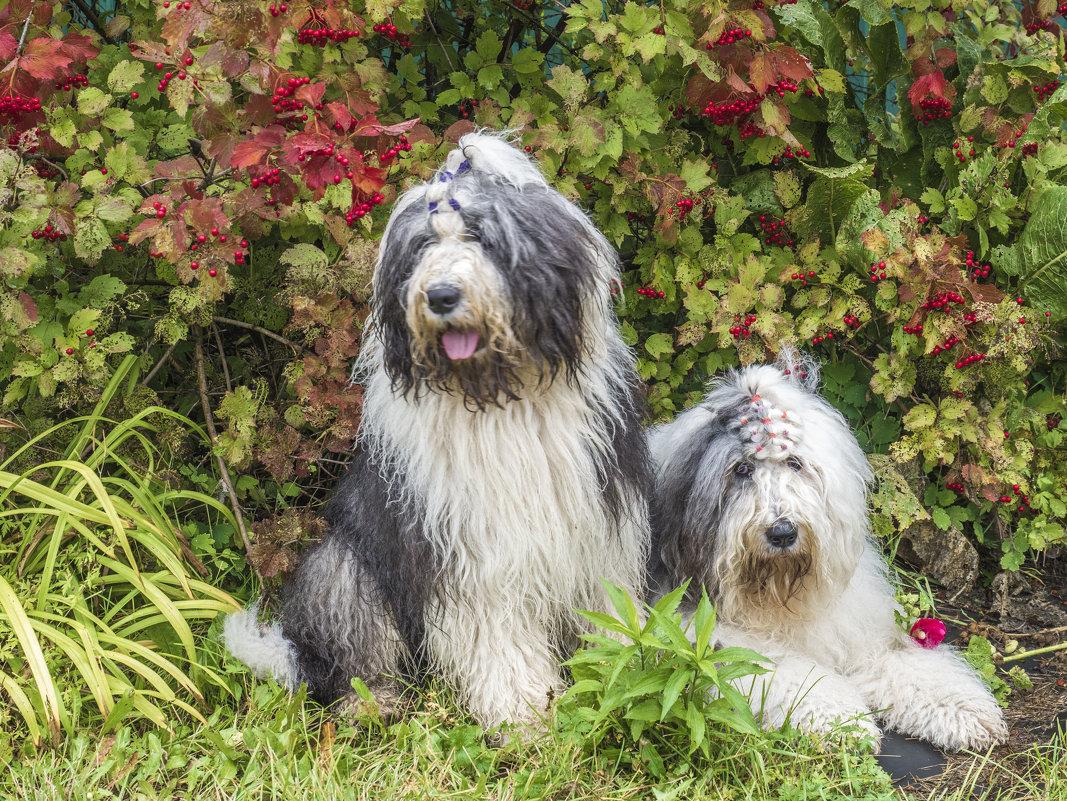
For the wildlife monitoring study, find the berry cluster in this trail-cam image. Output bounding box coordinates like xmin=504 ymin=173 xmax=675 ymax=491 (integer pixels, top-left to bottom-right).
xmin=758 ymin=215 xmax=793 ymax=248
xmin=915 ymin=95 xmax=952 ymax=124
xmin=670 ymin=197 xmax=695 ymax=215
xmin=803 ymin=86 xmax=826 ymax=97
xmin=999 ymin=485 xmax=1033 ymax=514
xmin=271 ymin=76 xmax=312 ymax=120
xmin=1035 ymin=79 xmax=1060 ymax=101
xmin=736 ymin=119 xmax=766 ymax=140
xmin=868 ymin=261 xmax=888 ymax=283
xmin=154 ymin=61 xmax=189 ymax=93
xmin=963 ymin=250 xmax=992 ymax=280
xmin=1023 ymin=141 xmax=1039 ymax=157
xmin=951 ymin=138 xmax=976 ymax=162
xmin=235 ymin=239 xmax=250 ymax=265
xmin=811 ymin=331 xmax=838 ymax=344
xmin=730 ymin=314 xmax=757 ymax=339
xmin=55 ymin=74 xmax=89 ymax=91
xmin=0 ymin=94 xmax=42 ymax=121
xmin=345 ymin=192 xmax=386 ymax=226
xmin=652 ymin=25 xmax=665 ymax=35
xmin=268 ymin=3 xmax=288 ymax=17
xmin=903 ymin=322 xmax=924 ymax=335
xmin=637 ymin=286 xmax=666 ymax=299
xmin=1025 ymin=19 xmax=1055 ymax=34
xmin=789 ymin=269 xmax=817 ymax=285
xmin=765 ymin=78 xmax=799 ymax=98
xmin=842 ymin=314 xmax=862 ymax=329
xmin=707 ymin=27 xmax=752 ymax=49
xmin=372 ymin=22 xmax=411 ymax=47
xmin=954 ymin=352 xmax=985 ymax=369
xmin=297 ymin=26 xmax=360 ymax=45
xmin=380 ymin=136 xmax=412 ymax=163
xmin=250 ymin=167 xmax=284 ymax=189
xmin=667 ymin=103 xmax=689 ymax=120
xmin=947 ymin=482 xmax=965 ymax=493
xmin=149 ymin=200 xmax=168 ymax=219
xmin=702 ymin=96 xmax=760 ymax=126
xmin=776 ymin=145 xmax=811 ymax=162
xmin=161 ymin=1 xmax=195 ymax=8
xmin=920 ymin=290 xmax=965 ymax=311
xmin=930 ymin=336 xmax=960 ymax=355
xmin=30 ymin=224 xmax=66 ymax=242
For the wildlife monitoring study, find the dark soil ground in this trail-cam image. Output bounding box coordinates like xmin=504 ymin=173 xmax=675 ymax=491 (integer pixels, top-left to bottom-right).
xmin=880 ymin=553 xmax=1067 ymax=799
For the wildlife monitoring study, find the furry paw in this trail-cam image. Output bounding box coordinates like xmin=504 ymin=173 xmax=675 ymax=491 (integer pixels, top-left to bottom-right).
xmin=916 ymin=694 xmax=1008 ymax=752
xmin=335 ymin=677 xmax=401 ymax=721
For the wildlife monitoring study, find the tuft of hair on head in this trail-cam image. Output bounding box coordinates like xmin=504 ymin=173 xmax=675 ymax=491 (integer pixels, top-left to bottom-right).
xmin=772 ymin=346 xmax=820 ymax=392
xmin=454 ymin=129 xmax=546 ymax=189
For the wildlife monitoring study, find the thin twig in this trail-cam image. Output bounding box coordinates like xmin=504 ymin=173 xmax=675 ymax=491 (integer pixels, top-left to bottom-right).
xmin=194 ymin=328 xmax=253 ymax=557
xmin=423 ymin=9 xmax=457 ymax=72
xmin=1003 ymin=624 xmax=1067 ymax=638
xmin=67 ymin=0 xmax=116 ymax=44
xmin=213 ymin=316 xmax=310 ymax=355
xmin=211 ymin=323 xmax=232 ymax=393
xmin=140 ymin=342 xmax=178 ymax=386
xmin=17 ymin=1 xmax=37 ymax=54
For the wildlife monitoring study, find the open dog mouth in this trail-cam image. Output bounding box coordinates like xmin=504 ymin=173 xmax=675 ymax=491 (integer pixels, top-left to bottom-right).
xmin=440 ymin=329 xmax=480 ymax=360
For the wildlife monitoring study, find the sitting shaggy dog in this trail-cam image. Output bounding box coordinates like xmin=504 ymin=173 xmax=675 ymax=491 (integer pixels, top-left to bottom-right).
xmin=646 ymin=353 xmax=1007 ymax=752
xmin=225 ymin=132 xmax=649 ymax=732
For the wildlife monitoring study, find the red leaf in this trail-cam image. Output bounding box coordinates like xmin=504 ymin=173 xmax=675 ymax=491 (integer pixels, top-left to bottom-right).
xmin=18 ymin=292 xmax=37 ymax=323
xmin=295 ymin=81 xmax=327 ymax=107
xmin=348 ymin=113 xmax=420 ymax=137
xmin=60 ymin=32 xmax=99 ymax=63
xmin=230 ymin=126 xmax=286 ymax=169
xmin=0 ymin=30 xmax=17 ymax=62
xmin=20 ymin=37 xmax=72 ymax=80
xmin=907 ymin=69 xmax=955 ymax=108
xmin=325 ymin=101 xmax=353 ymax=133
xmin=934 ymin=48 xmax=957 ymax=69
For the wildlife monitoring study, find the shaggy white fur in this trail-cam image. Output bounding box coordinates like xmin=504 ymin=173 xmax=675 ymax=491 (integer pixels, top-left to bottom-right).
xmin=647 ymin=352 xmax=1007 ymax=753
xmin=225 ymin=131 xmax=650 ymax=732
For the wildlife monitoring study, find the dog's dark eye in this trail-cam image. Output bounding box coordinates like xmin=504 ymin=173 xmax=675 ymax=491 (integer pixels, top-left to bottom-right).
xmin=787 ymin=456 xmax=803 ymax=472
xmin=735 ymin=462 xmax=753 ymax=478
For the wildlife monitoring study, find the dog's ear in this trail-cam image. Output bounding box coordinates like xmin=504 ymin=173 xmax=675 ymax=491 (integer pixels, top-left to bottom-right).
xmin=650 ymin=407 xmax=731 ymax=594
xmin=773 ymin=346 xmax=820 ymax=393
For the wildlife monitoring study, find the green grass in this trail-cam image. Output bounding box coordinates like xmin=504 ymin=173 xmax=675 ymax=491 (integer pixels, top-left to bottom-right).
xmin=2 ymin=679 xmax=1061 ymax=801
xmin=0 ymin=679 xmax=898 ymax=801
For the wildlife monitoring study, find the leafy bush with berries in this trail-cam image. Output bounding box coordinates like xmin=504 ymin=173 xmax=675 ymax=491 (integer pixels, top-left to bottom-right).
xmin=2 ymin=0 xmax=1066 ymax=599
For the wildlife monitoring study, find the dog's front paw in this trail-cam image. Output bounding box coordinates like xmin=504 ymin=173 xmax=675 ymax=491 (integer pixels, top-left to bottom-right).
xmin=928 ymin=695 xmax=1008 ymax=752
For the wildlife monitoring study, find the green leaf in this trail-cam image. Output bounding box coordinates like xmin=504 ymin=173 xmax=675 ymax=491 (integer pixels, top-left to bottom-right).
xmin=101 ymin=107 xmax=135 ymax=132
xmin=77 ymin=87 xmax=113 ymax=117
xmin=475 ymin=31 xmax=502 ymax=64
xmin=1019 ymin=186 xmax=1067 ymax=319
xmin=107 ymin=59 xmax=145 ymax=94
xmin=645 ymin=332 xmax=675 ymax=360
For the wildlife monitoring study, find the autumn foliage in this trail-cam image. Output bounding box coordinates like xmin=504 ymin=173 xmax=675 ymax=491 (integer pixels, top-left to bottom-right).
xmin=1 ymin=0 xmax=1066 ymax=578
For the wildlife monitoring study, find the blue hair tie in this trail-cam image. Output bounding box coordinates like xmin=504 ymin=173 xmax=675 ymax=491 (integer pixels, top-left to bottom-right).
xmin=439 ymin=170 xmax=454 ymax=183
xmin=449 ymin=198 xmax=461 ymax=211
xmin=456 ymin=160 xmax=471 ymax=174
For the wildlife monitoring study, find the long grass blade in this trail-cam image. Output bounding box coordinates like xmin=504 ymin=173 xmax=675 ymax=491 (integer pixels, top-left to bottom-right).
xmin=0 ymin=573 xmax=65 ymax=739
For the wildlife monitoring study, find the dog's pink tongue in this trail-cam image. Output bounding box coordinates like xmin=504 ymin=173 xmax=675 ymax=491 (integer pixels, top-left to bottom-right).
xmin=441 ymin=329 xmax=479 ymax=360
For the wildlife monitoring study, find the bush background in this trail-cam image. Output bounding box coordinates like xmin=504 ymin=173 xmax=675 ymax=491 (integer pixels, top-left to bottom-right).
xmin=1 ymin=0 xmax=1066 ymax=754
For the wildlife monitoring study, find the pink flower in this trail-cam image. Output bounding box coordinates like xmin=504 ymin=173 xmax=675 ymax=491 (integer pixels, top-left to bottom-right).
xmin=910 ymin=618 xmax=947 ymax=649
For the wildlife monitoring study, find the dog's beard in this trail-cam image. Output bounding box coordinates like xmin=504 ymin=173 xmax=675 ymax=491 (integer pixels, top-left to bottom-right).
xmin=409 ymin=327 xmax=528 ymax=408
xmin=736 ymin=548 xmax=815 ymax=612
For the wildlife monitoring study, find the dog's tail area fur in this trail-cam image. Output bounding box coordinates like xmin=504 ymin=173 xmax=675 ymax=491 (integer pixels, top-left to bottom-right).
xmin=222 ymin=602 xmax=299 ymax=689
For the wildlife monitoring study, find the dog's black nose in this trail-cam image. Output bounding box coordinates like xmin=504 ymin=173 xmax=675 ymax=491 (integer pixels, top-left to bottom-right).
xmin=765 ymin=519 xmax=798 ymax=549
xmin=426 ymin=285 xmax=461 ymax=315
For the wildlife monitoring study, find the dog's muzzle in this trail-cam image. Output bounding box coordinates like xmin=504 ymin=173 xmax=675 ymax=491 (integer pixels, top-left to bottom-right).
xmin=765 ymin=519 xmax=798 ymax=550
xmin=426 ymin=284 xmax=462 ymax=316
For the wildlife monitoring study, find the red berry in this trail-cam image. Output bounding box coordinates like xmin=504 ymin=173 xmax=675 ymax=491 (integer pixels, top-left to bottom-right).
xmin=65 ymin=348 xmax=74 ymax=355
